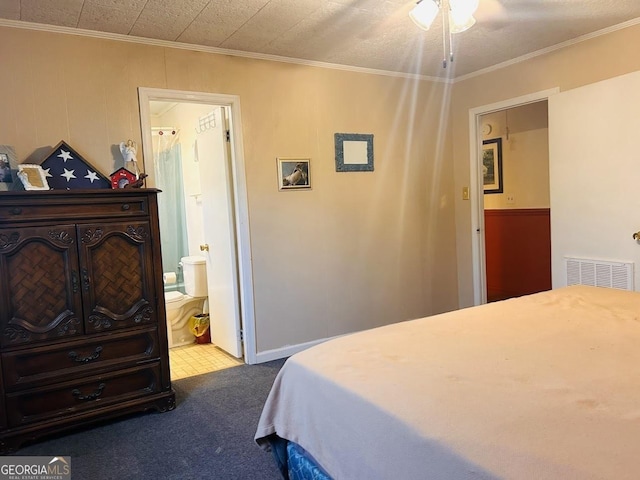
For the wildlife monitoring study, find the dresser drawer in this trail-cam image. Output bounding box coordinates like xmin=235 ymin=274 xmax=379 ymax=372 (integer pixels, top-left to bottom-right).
xmin=2 ymin=329 xmax=159 ymax=391
xmin=0 ymin=196 xmax=148 ymax=222
xmin=5 ymin=364 xmax=161 ymax=427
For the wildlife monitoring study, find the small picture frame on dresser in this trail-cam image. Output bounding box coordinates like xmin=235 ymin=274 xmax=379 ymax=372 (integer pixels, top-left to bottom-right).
xmin=17 ymin=164 xmax=50 ymax=191
xmin=0 ymin=145 xmax=19 ymax=191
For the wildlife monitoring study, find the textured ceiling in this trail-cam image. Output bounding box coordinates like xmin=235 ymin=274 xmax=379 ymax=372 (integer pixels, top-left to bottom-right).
xmin=1 ymin=0 xmax=639 ymax=79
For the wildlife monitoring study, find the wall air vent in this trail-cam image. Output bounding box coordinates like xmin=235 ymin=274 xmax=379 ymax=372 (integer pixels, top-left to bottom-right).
xmin=565 ymin=257 xmax=633 ymax=291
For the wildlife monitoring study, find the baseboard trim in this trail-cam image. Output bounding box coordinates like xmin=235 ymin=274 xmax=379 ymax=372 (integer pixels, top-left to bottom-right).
xmin=253 ymin=337 xmax=333 ymax=364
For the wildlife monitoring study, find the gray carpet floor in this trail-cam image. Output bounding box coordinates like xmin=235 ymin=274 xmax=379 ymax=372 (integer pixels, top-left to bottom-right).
xmin=12 ymin=359 xmax=286 ymax=480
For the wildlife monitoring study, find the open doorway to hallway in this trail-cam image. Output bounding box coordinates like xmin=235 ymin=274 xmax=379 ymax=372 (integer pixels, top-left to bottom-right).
xmin=479 ymin=101 xmax=551 ymax=302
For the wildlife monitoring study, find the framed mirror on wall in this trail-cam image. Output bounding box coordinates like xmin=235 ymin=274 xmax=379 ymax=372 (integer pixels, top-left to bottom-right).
xmin=334 ymin=133 xmax=374 ymax=172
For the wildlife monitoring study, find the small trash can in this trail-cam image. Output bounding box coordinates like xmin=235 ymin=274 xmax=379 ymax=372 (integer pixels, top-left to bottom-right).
xmin=189 ymin=313 xmax=210 ymax=344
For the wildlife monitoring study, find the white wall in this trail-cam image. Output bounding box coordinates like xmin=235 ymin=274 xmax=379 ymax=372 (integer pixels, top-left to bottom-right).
xmin=549 ymin=70 xmax=640 ymax=288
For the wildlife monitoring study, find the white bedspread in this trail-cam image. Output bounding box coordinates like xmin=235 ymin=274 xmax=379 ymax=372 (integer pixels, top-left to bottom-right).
xmin=255 ymin=286 xmax=640 ymax=479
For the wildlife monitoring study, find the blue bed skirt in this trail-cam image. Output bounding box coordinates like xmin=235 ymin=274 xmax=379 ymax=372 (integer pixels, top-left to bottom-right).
xmin=268 ymin=435 xmax=332 ymax=480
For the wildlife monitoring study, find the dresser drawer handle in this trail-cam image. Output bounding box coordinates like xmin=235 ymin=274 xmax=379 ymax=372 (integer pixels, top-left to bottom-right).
xmin=68 ymin=346 xmax=103 ymax=363
xmin=81 ymin=268 xmax=90 ymax=292
xmin=9 ymin=207 xmax=22 ymax=215
xmin=72 ymin=383 xmax=106 ymax=401
xmin=121 ymin=204 xmax=130 ymax=211
xmin=71 ymin=271 xmax=79 ymax=294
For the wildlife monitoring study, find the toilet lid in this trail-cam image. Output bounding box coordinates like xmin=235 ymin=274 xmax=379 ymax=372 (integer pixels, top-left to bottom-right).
xmin=165 ymin=291 xmax=184 ymax=304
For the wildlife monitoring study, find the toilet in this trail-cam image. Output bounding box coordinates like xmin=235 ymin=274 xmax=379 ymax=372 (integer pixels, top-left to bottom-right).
xmin=165 ymin=256 xmax=208 ymax=348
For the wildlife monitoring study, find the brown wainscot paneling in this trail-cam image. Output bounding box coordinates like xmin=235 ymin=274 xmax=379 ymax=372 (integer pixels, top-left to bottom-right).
xmin=484 ymin=209 xmax=551 ymax=302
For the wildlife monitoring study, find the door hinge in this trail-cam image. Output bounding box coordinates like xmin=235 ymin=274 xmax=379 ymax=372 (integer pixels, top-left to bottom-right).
xmin=226 ymin=130 xmax=230 ymax=142
xmin=239 ymin=329 xmax=244 ymax=341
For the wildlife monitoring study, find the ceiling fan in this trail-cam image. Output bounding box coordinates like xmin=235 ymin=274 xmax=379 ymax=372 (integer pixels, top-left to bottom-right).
xmin=407 ymin=0 xmax=505 ymax=67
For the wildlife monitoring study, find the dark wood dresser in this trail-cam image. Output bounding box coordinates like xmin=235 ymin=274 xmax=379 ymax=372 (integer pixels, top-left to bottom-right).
xmin=0 ymin=189 xmax=175 ymax=452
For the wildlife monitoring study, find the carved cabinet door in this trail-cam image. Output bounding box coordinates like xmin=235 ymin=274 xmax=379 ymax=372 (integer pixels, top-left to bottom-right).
xmin=77 ymin=221 xmax=156 ymax=334
xmin=0 ymin=225 xmax=83 ymax=347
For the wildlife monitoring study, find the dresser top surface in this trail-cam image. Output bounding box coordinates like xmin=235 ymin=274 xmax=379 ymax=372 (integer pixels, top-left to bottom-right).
xmin=0 ymin=188 xmax=160 ymax=198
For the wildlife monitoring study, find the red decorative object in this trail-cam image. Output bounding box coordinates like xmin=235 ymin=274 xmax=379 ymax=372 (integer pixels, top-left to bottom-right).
xmin=109 ymin=167 xmax=137 ymax=189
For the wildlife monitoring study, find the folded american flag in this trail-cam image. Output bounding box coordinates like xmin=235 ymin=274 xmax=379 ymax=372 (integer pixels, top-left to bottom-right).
xmin=40 ymin=141 xmax=111 ymax=190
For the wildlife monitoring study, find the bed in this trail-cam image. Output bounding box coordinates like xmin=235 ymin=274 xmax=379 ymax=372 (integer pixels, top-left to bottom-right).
xmin=255 ymin=285 xmax=640 ymax=479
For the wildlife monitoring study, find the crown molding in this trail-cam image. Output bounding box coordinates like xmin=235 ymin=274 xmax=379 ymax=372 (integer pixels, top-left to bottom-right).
xmin=2 ymin=15 xmax=638 ymax=85
xmin=454 ymin=16 xmax=640 ymax=83
xmin=0 ymin=19 xmax=450 ymax=84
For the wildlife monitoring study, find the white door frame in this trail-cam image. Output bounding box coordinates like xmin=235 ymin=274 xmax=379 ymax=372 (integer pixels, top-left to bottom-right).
xmin=468 ymin=87 xmax=559 ymax=306
xmin=138 ymin=87 xmax=257 ymax=364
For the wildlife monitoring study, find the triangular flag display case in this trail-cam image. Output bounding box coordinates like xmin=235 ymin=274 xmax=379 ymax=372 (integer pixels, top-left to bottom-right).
xmin=40 ymin=141 xmax=111 ymax=190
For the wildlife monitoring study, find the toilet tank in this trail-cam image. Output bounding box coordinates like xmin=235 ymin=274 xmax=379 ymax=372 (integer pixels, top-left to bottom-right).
xmin=181 ymin=256 xmax=208 ymax=297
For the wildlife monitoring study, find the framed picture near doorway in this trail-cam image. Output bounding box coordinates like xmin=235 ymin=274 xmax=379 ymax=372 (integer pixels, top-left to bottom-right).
xmin=482 ymin=138 xmax=503 ymax=194
xmin=277 ymin=158 xmax=311 ymax=191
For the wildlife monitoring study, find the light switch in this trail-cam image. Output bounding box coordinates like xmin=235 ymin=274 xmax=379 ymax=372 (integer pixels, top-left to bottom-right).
xmin=462 ymin=187 xmax=470 ymax=200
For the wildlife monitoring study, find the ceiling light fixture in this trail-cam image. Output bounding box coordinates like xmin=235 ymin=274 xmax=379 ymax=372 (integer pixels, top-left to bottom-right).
xmin=409 ymin=0 xmax=479 ymax=68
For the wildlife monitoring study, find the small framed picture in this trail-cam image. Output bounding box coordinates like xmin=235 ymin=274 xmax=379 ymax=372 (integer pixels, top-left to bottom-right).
xmin=482 ymin=138 xmax=503 ymax=194
xmin=335 ymin=133 xmax=374 ymax=172
xmin=0 ymin=145 xmax=19 ymax=191
xmin=17 ymin=164 xmax=50 ymax=191
xmin=277 ymin=158 xmax=311 ymax=191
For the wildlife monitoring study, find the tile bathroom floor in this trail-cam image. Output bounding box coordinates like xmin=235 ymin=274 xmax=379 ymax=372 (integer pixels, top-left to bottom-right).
xmin=169 ymin=342 xmax=243 ymax=380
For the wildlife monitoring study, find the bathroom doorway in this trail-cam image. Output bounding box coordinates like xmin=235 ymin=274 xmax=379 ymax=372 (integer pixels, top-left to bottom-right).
xmin=138 ymin=88 xmax=257 ymax=368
